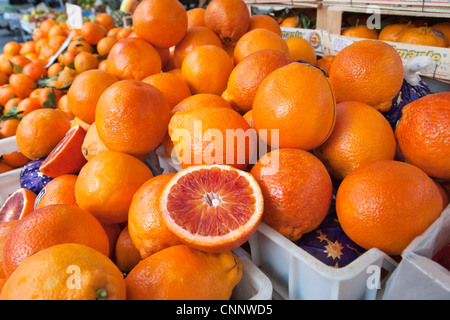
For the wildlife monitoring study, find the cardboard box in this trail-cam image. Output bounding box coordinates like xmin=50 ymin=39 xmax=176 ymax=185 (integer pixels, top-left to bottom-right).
xmin=281 ymin=27 xmax=326 ymax=53
xmin=323 ymin=33 xmax=450 ymax=81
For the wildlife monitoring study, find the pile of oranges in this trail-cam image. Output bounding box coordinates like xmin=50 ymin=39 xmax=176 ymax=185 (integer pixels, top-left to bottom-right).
xmin=0 ymin=0 xmax=449 ymax=300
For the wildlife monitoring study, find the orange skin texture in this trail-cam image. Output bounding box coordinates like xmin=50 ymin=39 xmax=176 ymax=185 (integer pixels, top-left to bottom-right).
xmin=128 ymin=173 xmax=183 ymax=260
xmin=342 ymin=25 xmax=378 ymax=39
xmin=0 ymin=221 xmax=18 ymax=278
xmin=181 ymin=45 xmax=234 ymax=95
xmin=106 ymin=37 xmax=162 ymax=80
xmin=81 ymin=22 xmax=106 ymax=45
xmin=35 ymin=174 xmax=78 ymax=209
xmin=329 ymin=40 xmax=404 ymax=112
xmin=132 ymin=0 xmax=188 ymax=49
xmin=233 ymin=28 xmax=290 ymax=65
xmin=285 ymin=37 xmax=317 ymax=65
xmin=173 ymin=26 xmax=223 ymax=68
xmin=378 ymin=23 xmax=414 ymax=42
xmin=2 ymin=151 xmax=30 ymax=168
xmin=67 ymin=69 xmax=119 ymax=125
xmin=432 ymin=22 xmax=450 ymax=45
xmin=95 ymin=80 xmax=171 ymax=155
xmin=1 ymin=243 xmax=126 ymax=300
xmin=395 ymin=92 xmax=450 ymax=180
xmin=204 ymin=0 xmax=250 ymax=45
xmin=248 ymin=14 xmax=282 ymax=37
xmin=222 ymin=49 xmax=290 ymax=114
xmin=0 ymin=188 xmax=36 ymax=225
xmin=2 ymin=204 xmax=110 ymax=277
xmin=253 ymin=62 xmax=336 ymax=150
xmin=250 ymin=148 xmax=332 ymax=241
xmin=336 ymin=160 xmax=444 ymax=256
xmin=16 ymin=109 xmax=71 ymax=160
xmin=9 ymin=73 xmax=36 ymax=99
xmin=316 ymin=54 xmax=335 ymax=77
xmin=314 ymin=101 xmax=397 ymax=181
xmin=398 ymin=27 xmax=447 ymax=47
xmin=171 ymin=93 xmax=232 ymax=116
xmin=125 ymin=245 xmax=242 ymax=300
xmin=0 ymin=119 xmax=20 ymax=139
xmin=75 ymin=151 xmax=153 ymax=224
xmin=187 ymin=7 xmax=205 ymax=29
xmin=114 ymin=226 xmax=142 ymax=273
xmin=81 ymin=122 xmax=110 ymax=161
xmin=168 ymin=106 xmax=254 ymax=171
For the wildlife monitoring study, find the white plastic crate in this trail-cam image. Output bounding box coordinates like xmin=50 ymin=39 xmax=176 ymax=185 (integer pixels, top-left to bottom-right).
xmin=247 ymin=222 xmax=399 ymax=300
xmin=382 ymin=204 xmax=450 ymax=300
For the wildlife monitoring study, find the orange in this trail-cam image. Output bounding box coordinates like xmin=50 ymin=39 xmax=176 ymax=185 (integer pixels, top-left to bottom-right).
xmin=204 ymin=0 xmax=250 ymax=45
xmin=67 ymin=39 xmax=92 ymax=53
xmin=0 ymin=221 xmax=18 ymax=278
xmin=39 ymin=19 xmax=58 ymax=37
xmin=0 ymin=85 xmax=15 ymax=107
xmin=0 ymin=161 xmax=14 ymax=173
xmin=114 ymin=226 xmax=142 ymax=273
xmin=0 ymin=188 xmax=36 ymax=224
xmin=22 ymin=62 xmax=47 ymax=81
xmin=132 ymin=0 xmax=188 ymax=48
xmin=1 ymin=243 xmax=126 ymax=300
xmin=253 ymin=62 xmax=336 ymax=150
xmin=19 ymin=41 xmax=35 ymax=56
xmin=2 ymin=42 xmax=21 ymax=57
xmin=173 ymin=26 xmax=223 ymax=68
xmin=8 ymin=55 xmax=32 ymax=74
xmin=342 ymin=25 xmax=378 ymax=39
xmin=96 ymin=36 xmax=117 ymax=56
xmin=395 ymin=92 xmax=450 ymax=180
xmin=316 ymin=54 xmax=335 ymax=77
xmin=16 ymin=109 xmax=71 ymax=160
xmin=75 ymin=151 xmax=153 ymax=224
xmin=0 ymin=71 xmax=7 ymax=86
xmin=186 ymin=7 xmax=205 ymax=28
xmin=336 ymin=160 xmax=444 ymax=255
xmin=285 ymin=37 xmax=316 ymax=64
xmin=156 ymin=46 xmax=170 ymax=69
xmin=160 ymin=165 xmax=263 ymax=252
xmin=2 ymin=204 xmax=110 ymax=277
xmin=432 ymin=22 xmax=450 ymax=45
xmin=74 ymin=52 xmax=98 ymax=73
xmin=48 ymin=24 xmax=68 ymax=39
xmin=67 ymin=69 xmax=119 ymax=125
xmin=128 ymin=173 xmax=183 ymax=259
xmin=222 ymin=49 xmax=290 ymax=114
xmin=250 ymin=148 xmax=332 ymax=241
xmin=171 ymin=93 xmax=232 ymax=116
xmin=279 ymin=16 xmax=301 ymax=28
xmin=116 ymin=27 xmax=133 ymax=40
xmin=314 ymin=101 xmax=396 ymax=180
xmin=329 ymin=40 xmax=404 ymax=112
xmin=106 ymin=37 xmax=162 ymax=80
xmin=379 ymin=23 xmax=414 ymax=42
xmin=106 ymin=27 xmax=122 ymax=39
xmin=80 ymin=22 xmax=107 ymax=45
xmin=8 ymin=73 xmax=35 ymax=99
xmin=47 ymin=62 xmax=63 ymax=77
xmin=39 ymin=125 xmax=88 ymax=178
xmin=1 ymin=151 xmax=30 ymax=168
xmin=34 ymin=174 xmax=78 ymax=209
xmin=95 ymin=80 xmax=171 ymax=155
xmin=142 ymin=72 xmax=191 ymax=110
xmin=3 ymin=97 xmax=22 ymax=115
xmin=125 ymin=245 xmax=242 ymax=300
xmin=0 ymin=119 xmax=20 ymax=139
xmin=71 ymin=117 xmax=90 ymax=132
xmin=101 ymin=222 xmax=121 ymax=261
xmin=56 ymin=94 xmax=75 ymax=120
xmin=233 ymin=28 xmax=290 ymax=65
xmin=248 ymin=14 xmax=282 ymax=37
xmin=181 ymin=45 xmax=234 ymax=95
xmin=398 ymin=26 xmax=447 ymax=47
xmin=95 ymin=13 xmax=116 ymax=31
xmin=16 ymin=97 xmax=42 ymax=117
xmin=81 ymin=122 xmax=110 ymax=161
xmin=97 ymin=59 xmax=108 ymax=71
xmin=168 ymin=107 xmax=254 ymax=170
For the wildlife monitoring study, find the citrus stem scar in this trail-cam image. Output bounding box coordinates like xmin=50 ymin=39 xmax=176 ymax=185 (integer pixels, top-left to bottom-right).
xmin=95 ymin=288 xmax=108 ymax=300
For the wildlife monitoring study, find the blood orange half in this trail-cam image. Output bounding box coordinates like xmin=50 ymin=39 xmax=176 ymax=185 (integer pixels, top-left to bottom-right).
xmin=0 ymin=188 xmax=36 ymax=224
xmin=39 ymin=125 xmax=88 ymax=178
xmin=159 ymin=164 xmax=264 ymax=253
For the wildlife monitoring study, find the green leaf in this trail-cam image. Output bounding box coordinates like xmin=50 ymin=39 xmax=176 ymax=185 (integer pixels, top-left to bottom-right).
xmin=9 ymin=61 xmax=23 ymax=74
xmin=0 ymin=104 xmax=23 ymax=121
xmin=43 ymin=89 xmax=57 ymax=109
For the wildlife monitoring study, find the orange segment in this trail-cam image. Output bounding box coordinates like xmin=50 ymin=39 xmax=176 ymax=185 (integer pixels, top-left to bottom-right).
xmin=160 ymin=164 xmax=263 ymax=253
xmin=0 ymin=188 xmax=37 ymax=224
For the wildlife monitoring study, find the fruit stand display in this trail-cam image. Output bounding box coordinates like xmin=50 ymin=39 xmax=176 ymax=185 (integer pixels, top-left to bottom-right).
xmin=0 ymin=0 xmax=449 ymax=301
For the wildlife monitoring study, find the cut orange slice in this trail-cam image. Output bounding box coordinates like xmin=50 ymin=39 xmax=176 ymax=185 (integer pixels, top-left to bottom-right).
xmin=160 ymin=164 xmax=264 ymax=253
xmin=0 ymin=188 xmax=37 ymax=224
xmin=39 ymin=125 xmax=87 ymax=178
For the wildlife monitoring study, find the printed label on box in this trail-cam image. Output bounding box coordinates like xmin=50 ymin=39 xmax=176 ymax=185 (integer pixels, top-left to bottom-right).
xmin=281 ymin=27 xmax=325 ymax=53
